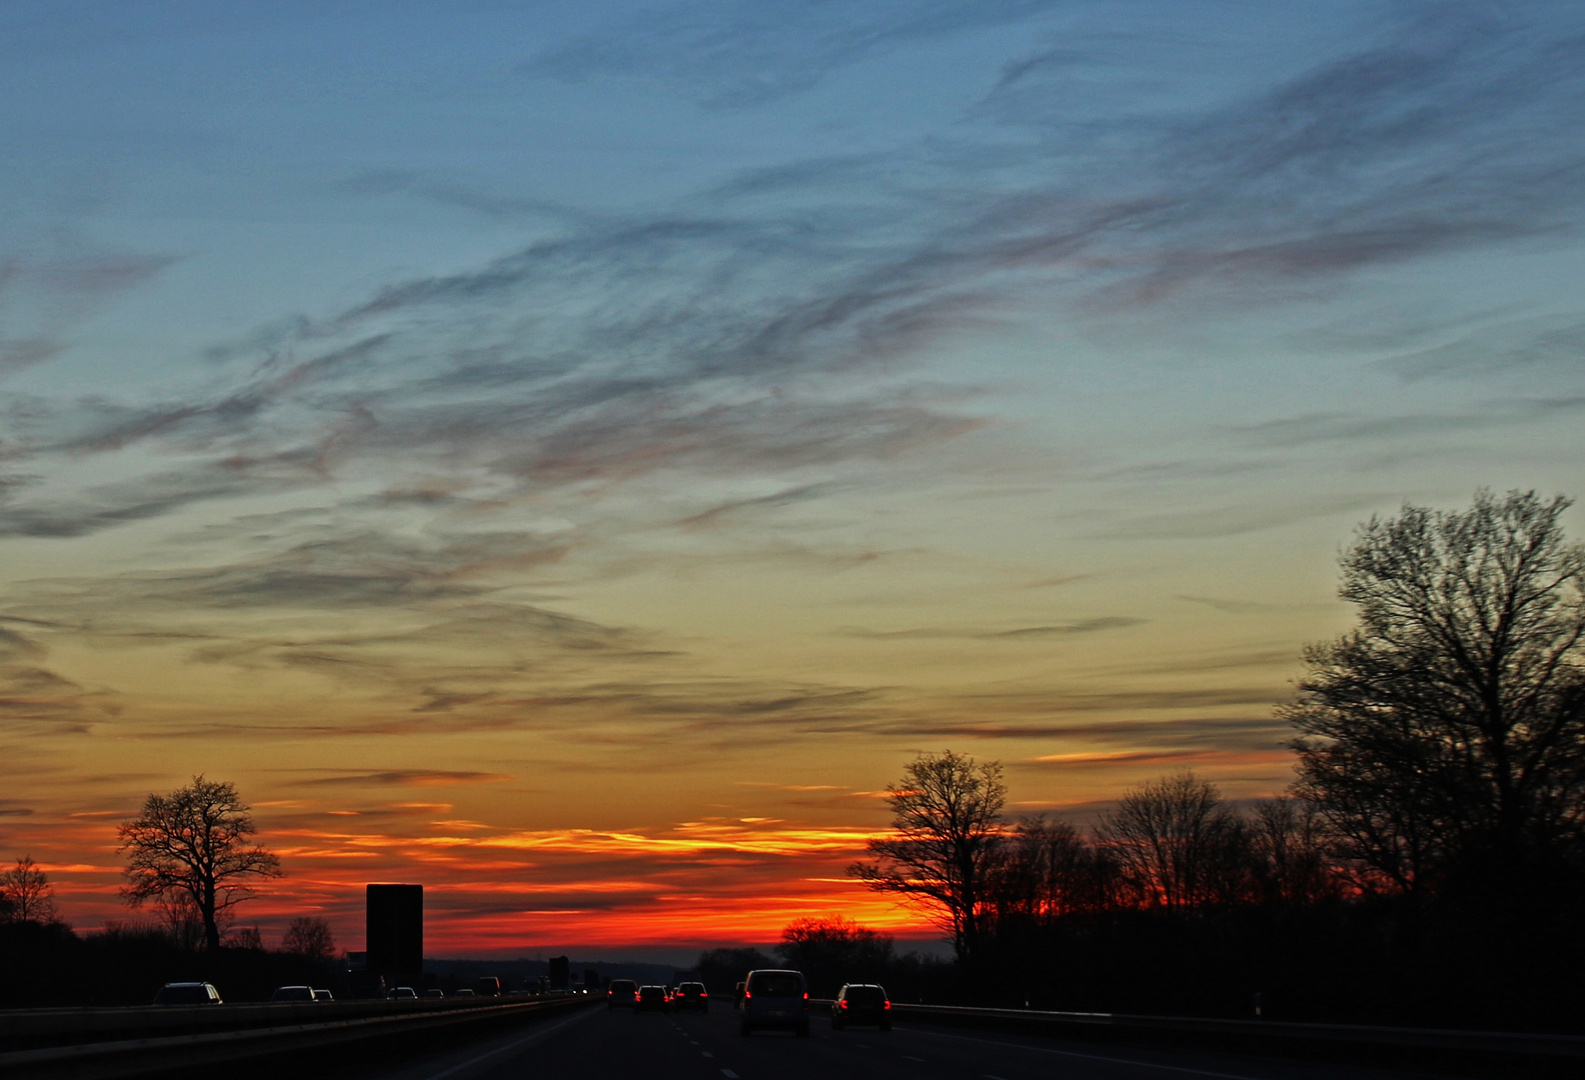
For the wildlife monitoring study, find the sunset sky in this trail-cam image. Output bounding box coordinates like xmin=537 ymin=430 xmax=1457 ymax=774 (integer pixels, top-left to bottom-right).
xmin=3 ymin=1 xmax=1583 ymax=963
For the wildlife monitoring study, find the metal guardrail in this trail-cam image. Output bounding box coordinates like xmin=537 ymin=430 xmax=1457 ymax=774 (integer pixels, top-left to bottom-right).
xmin=0 ymin=994 xmax=569 ymax=1052
xmin=857 ymin=1001 xmax=1585 ymax=1060
xmin=0 ymin=993 xmax=592 ymax=1079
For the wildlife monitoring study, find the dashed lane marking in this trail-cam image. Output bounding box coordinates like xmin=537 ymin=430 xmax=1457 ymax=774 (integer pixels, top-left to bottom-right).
xmin=721 ymin=1071 xmax=739 ymax=1079
xmin=421 ymin=1007 xmax=599 ymax=1080
xmin=702 ymin=1051 xmax=714 ymax=1058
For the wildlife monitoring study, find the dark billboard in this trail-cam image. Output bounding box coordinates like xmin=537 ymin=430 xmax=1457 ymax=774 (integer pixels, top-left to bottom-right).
xmin=366 ymin=883 xmax=423 ymax=979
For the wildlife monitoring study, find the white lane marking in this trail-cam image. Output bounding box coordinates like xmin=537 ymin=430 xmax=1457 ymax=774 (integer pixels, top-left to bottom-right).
xmin=984 ymin=1074 xmax=1011 ymax=1079
xmin=721 ymin=1071 xmax=740 ymax=1079
xmin=904 ymin=1055 xmax=925 ymax=1062
xmin=702 ymin=1051 xmax=714 ymax=1058
xmin=907 ymin=1028 xmax=1275 ymax=1080
xmin=422 ymin=1007 xmax=599 ymax=1080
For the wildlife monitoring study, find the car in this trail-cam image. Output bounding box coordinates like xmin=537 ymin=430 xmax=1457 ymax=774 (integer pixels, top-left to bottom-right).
xmin=607 ymin=978 xmax=639 ymax=1010
xmin=673 ymin=981 xmax=709 ymax=1012
xmin=454 ymin=988 xmax=477 ymax=997
xmin=153 ymin=982 xmax=223 ymax=1006
xmin=269 ymin=985 xmax=316 ymax=1003
xmin=636 ymin=984 xmax=669 ymax=1013
xmin=313 ymin=989 xmax=334 ymax=1002
xmin=387 ymin=986 xmax=419 ymax=1000
xmin=831 ymin=983 xmax=891 ymax=1030
xmin=424 ymin=988 xmax=445 ymax=998
xmin=474 ymin=977 xmax=503 ymax=997
xmin=738 ymin=969 xmax=808 ymax=1037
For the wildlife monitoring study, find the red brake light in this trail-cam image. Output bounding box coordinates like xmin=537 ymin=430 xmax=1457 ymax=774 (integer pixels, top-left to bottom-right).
xmin=883 ymin=1000 xmax=891 ymax=1009
xmin=839 ymin=999 xmax=849 ymax=1009
xmin=743 ymin=990 xmax=751 ymax=999
xmin=803 ymin=991 xmax=809 ymax=1000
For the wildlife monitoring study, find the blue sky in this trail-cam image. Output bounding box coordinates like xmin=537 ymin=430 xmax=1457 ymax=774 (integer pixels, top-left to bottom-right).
xmin=2 ymin=0 xmax=1583 ymax=951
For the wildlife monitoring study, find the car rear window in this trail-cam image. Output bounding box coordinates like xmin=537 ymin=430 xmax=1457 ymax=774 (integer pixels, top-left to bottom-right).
xmin=155 ymin=985 xmax=209 ymax=1005
xmin=845 ymin=986 xmax=886 ymax=1003
xmin=748 ymin=972 xmax=804 ymax=997
xmin=610 ymin=980 xmax=637 ymax=992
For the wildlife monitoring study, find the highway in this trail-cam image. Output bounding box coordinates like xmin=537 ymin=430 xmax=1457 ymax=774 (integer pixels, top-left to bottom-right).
xmin=352 ymin=1001 xmax=1449 ymax=1080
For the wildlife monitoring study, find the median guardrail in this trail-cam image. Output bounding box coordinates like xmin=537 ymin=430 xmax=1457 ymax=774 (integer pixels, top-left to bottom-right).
xmin=0 ymin=992 xmax=593 ymax=1079
xmin=805 ymin=995 xmax=1585 ymax=1065
xmin=878 ymin=1002 xmax=1585 ymax=1059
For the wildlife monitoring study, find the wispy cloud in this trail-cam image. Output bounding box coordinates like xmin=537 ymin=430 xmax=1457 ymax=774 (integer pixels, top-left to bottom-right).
xmin=1377 ymin=314 xmax=1585 ymax=384
xmin=531 ymin=0 xmax=1069 ymax=109
xmin=1097 ymin=494 xmax=1389 ymax=540
xmin=3 ymin=3 xmax=1577 ymax=559
xmin=292 ymin=771 xmax=514 ymax=788
xmin=839 ymin=616 xmax=1144 ymax=639
xmin=0 ymin=250 xmax=178 ymax=381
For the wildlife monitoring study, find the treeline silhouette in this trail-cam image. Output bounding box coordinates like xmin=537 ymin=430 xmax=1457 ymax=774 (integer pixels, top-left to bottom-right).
xmin=973 ymin=777 xmax=1583 ymax=1032
xmin=695 ymin=772 xmax=1581 ymax=1033
xmin=0 ymin=919 xmax=337 ymax=1007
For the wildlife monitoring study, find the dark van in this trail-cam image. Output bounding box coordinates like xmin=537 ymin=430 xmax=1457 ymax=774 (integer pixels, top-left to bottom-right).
xmin=607 ymin=979 xmax=639 ymax=1010
xmin=738 ymin=969 xmax=808 ymax=1036
xmin=474 ymin=977 xmax=503 ymax=997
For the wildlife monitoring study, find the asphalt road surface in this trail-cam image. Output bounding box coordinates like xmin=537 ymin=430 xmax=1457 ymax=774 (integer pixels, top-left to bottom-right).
xmin=355 ymin=1002 xmax=1454 ymax=1080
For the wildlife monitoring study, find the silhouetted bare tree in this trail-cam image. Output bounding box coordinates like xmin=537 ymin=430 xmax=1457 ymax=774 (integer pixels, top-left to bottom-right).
xmin=1248 ymin=797 xmax=1339 ymax=906
xmin=849 ymin=750 xmax=1005 ymax=965
xmin=158 ymin=891 xmax=209 ymax=951
xmin=1097 ymin=771 xmax=1244 ymax=912
xmin=118 ymin=776 xmax=282 ymax=951
xmin=987 ymin=816 xmax=1118 ymax=928
xmin=696 ymin=946 xmax=775 ymax=993
xmin=282 ymin=915 xmax=336 ymax=960
xmin=775 ymin=916 xmax=893 ymax=994
xmin=225 ymin=925 xmax=263 ymax=950
xmin=1 ymin=855 xmax=58 ymax=924
xmin=1287 ymin=490 xmax=1585 ymax=896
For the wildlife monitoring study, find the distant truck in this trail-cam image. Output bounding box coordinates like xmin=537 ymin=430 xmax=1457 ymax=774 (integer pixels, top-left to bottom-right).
xmin=473 ymin=977 xmax=502 ymax=997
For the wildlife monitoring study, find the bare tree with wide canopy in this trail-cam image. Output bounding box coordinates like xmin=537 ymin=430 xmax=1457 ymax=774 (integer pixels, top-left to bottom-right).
xmin=1 ymin=856 xmax=59 ymax=924
xmin=282 ymin=915 xmax=336 ymax=960
xmin=1287 ymin=490 xmax=1585 ymax=896
xmin=118 ymin=776 xmax=282 ymax=951
xmin=848 ymin=750 xmax=1005 ymax=965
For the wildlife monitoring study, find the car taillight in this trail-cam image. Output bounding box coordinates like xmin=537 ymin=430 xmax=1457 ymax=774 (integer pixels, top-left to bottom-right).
xmin=884 ymin=1000 xmax=891 ymax=1009
xmin=743 ymin=990 xmax=751 ymax=999
xmin=839 ymin=999 xmax=849 ymax=1009
xmin=803 ymin=992 xmax=809 ymax=1000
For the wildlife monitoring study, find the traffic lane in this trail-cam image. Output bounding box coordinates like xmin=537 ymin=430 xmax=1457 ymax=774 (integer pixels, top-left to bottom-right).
xmin=875 ymin=1020 xmax=1442 ymax=1080
xmin=676 ymin=1009 xmax=1442 ymax=1080
xmin=343 ymin=1001 xmax=605 ymax=1080
xmin=365 ymin=1001 xmax=1450 ymax=1080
